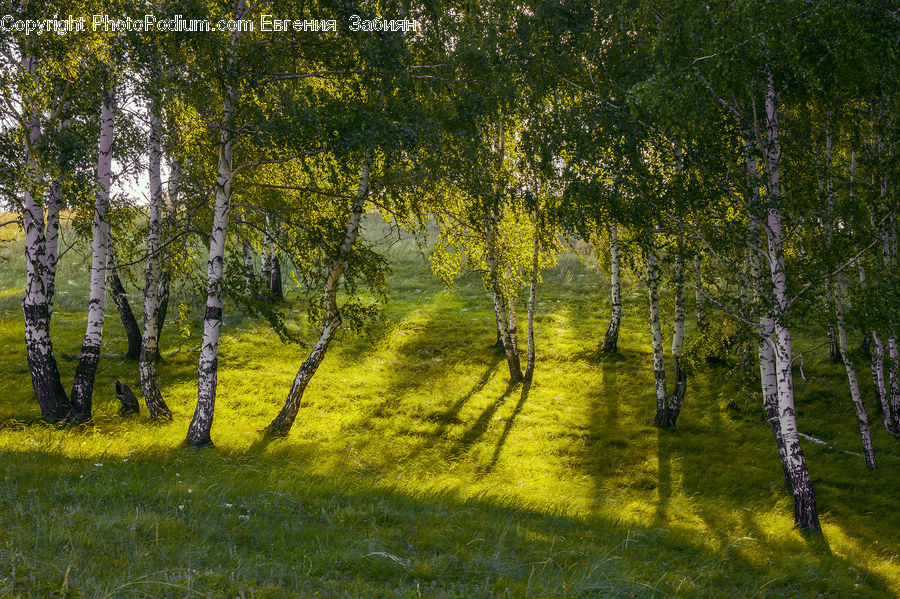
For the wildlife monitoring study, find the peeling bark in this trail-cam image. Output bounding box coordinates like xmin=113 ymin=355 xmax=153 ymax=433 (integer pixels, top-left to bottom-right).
xmin=69 ymin=87 xmax=116 ymax=423
xmin=266 ymin=154 xmax=371 ymax=437
xmin=602 ymin=221 xmax=622 ymax=353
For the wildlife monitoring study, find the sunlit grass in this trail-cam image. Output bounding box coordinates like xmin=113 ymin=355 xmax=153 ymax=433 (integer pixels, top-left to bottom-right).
xmin=0 ymin=218 xmax=898 ymax=597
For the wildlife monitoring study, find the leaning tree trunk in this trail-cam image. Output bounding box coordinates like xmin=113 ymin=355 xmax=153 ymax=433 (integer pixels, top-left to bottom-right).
xmin=107 ymin=245 xmax=142 ymax=360
xmin=602 ymin=221 xmax=622 ymax=354
xmin=666 ymin=249 xmax=687 ymax=429
xmin=835 ymin=300 xmax=876 ymax=467
xmin=647 ymin=245 xmax=668 ymax=427
xmin=761 ymin=75 xmax=819 ymax=530
xmin=524 ymin=214 xmax=539 ymax=381
xmin=265 ymin=154 xmax=371 ymax=437
xmin=69 ymin=87 xmax=115 ymax=423
xmin=139 ymin=106 xmax=172 ymax=421
xmin=825 ymin=127 xmax=876 ymax=467
xmin=20 ymin=93 xmax=68 ymax=420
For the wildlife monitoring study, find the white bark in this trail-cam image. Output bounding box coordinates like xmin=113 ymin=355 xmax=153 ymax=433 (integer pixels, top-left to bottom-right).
xmin=242 ymin=242 xmax=255 ymax=289
xmin=187 ymin=96 xmax=235 ymax=445
xmin=20 ymin=59 xmax=68 ymax=419
xmin=266 ymin=154 xmax=371 ymax=436
xmin=140 ymin=106 xmax=172 ymax=420
xmin=45 ymin=178 xmax=61 ymax=314
xmin=69 ymin=86 xmax=115 ymax=422
xmin=603 ymin=221 xmax=622 ymax=353
xmin=666 ymin=248 xmax=687 ymax=427
xmin=888 ymin=337 xmax=900 ymax=434
xmin=647 ymin=245 xmax=667 ymax=426
xmin=485 ymin=207 xmax=523 ymax=382
xmin=825 ymin=127 xmax=876 ymax=467
xmin=746 ymin=138 xmax=790 ymax=474
xmin=524 ymin=213 xmax=538 ymax=381
xmin=186 ymin=0 xmax=247 ymax=446
xmin=762 ymin=73 xmax=819 ymax=529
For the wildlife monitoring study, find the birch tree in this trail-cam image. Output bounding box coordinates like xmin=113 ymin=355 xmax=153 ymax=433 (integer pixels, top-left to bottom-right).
xmin=68 ymin=80 xmax=116 ymax=423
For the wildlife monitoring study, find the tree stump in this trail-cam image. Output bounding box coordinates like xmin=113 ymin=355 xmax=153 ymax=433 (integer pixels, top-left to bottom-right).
xmin=115 ymin=380 xmax=140 ymax=416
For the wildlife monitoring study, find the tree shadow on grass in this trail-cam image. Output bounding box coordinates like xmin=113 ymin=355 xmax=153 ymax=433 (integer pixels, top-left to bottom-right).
xmin=483 ymin=380 xmax=532 ymax=474
xmin=0 ymin=443 xmax=893 ymax=599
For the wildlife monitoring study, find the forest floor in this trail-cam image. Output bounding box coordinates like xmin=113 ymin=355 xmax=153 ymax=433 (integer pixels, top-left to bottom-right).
xmin=1 ymin=217 xmax=899 ymax=598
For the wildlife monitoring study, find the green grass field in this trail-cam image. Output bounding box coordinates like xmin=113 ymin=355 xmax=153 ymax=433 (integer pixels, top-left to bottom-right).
xmin=1 ymin=218 xmax=899 ymax=598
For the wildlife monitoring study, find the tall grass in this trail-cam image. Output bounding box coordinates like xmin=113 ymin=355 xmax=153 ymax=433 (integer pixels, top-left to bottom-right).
xmin=0 ymin=217 xmax=897 ymax=597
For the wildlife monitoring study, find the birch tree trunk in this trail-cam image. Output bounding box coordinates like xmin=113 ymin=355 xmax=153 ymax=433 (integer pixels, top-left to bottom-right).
xmin=746 ymin=138 xmax=792 ymax=484
xmin=266 ymin=217 xmax=283 ymax=299
xmin=825 ymin=127 xmax=876 ymax=467
xmin=265 ymin=154 xmax=371 ymax=436
xmin=186 ymin=92 xmax=236 ymax=446
xmin=835 ymin=299 xmax=876 ymax=467
xmin=259 ymin=247 xmax=271 ymax=293
xmin=270 ymin=251 xmax=283 ymax=299
xmin=869 ymin=334 xmax=898 ymax=436
xmin=888 ymin=338 xmax=900 ymax=434
xmin=186 ymin=1 xmax=246 ymax=446
xmin=21 ymin=89 xmax=68 ymax=420
xmin=666 ymin=249 xmax=687 ymax=428
xmin=602 ymin=221 xmax=622 ymax=353
xmin=108 ymin=245 xmax=142 ymax=360
xmin=647 ymin=245 xmax=668 ymax=427
xmin=524 ymin=214 xmax=539 ymax=381
xmin=44 ymin=178 xmax=61 ymax=315
xmin=68 ymin=87 xmax=116 ymax=423
xmin=762 ymin=75 xmax=819 ymax=530
xmin=242 ymin=242 xmax=255 ymax=289
xmin=507 ymin=290 xmax=520 ymax=366
xmin=486 ymin=213 xmax=524 ymax=382
xmin=153 ymin=151 xmax=180 ymax=360
xmin=694 ymin=254 xmax=705 ymax=333
xmin=140 ymin=106 xmax=172 ymax=420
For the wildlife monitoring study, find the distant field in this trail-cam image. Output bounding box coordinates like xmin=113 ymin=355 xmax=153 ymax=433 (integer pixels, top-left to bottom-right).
xmin=0 ymin=218 xmax=898 ymax=598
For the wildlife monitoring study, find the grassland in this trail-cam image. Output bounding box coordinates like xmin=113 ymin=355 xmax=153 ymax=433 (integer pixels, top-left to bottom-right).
xmin=0 ymin=218 xmax=898 ymax=598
